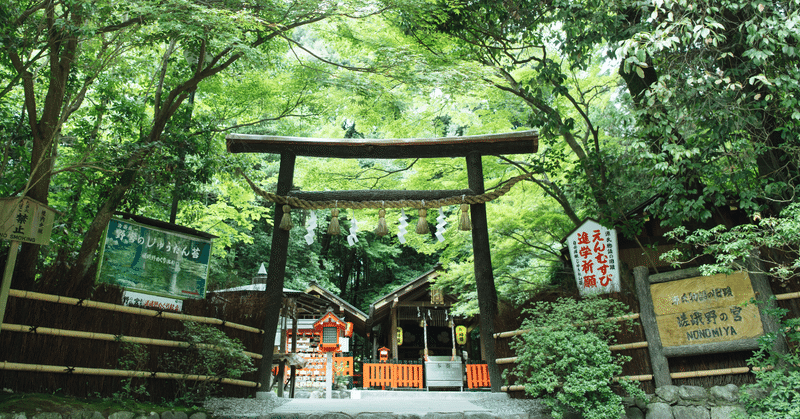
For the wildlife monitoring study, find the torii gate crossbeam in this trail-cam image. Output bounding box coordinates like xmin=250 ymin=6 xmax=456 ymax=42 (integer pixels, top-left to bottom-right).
xmin=227 ymin=130 xmax=538 ymax=393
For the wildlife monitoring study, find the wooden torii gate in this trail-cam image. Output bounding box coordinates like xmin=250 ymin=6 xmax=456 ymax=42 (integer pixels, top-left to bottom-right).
xmin=226 ymin=130 xmax=538 ymax=392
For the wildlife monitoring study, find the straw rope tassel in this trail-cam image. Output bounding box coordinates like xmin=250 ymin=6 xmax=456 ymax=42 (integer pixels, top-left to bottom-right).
xmin=459 ymin=203 xmax=471 ymax=231
xmin=279 ymin=205 xmax=292 ymax=230
xmin=416 ymin=208 xmax=429 ymax=234
xmin=328 ymin=208 xmax=341 ymax=235
xmin=375 ymin=208 xmax=389 ymax=236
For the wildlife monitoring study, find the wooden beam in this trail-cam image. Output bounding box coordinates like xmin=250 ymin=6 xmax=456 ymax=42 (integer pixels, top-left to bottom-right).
xmin=289 ymin=189 xmax=476 ymax=202
xmin=227 ymin=130 xmax=538 ymax=159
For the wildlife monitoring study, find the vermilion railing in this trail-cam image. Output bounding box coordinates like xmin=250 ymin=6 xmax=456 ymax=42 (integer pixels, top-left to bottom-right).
xmin=466 ymin=362 xmax=491 ymax=389
xmin=363 ymin=362 xmax=423 ymax=389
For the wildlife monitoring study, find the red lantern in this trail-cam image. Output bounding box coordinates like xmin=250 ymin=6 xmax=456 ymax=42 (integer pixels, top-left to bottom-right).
xmin=313 ymin=311 xmax=347 ymax=353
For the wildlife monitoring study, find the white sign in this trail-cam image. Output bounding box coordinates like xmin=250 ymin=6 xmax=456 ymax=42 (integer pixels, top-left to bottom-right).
xmin=0 ymin=197 xmax=57 ymax=245
xmin=566 ymin=219 xmax=620 ymax=296
xmin=122 ymin=290 xmax=183 ymax=312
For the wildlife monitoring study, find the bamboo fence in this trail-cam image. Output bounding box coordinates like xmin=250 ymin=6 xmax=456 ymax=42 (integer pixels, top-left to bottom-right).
xmin=1 ymin=323 xmax=262 ymax=359
xmin=0 ymin=361 xmax=259 ymax=388
xmin=8 ymin=289 xmax=263 ymax=334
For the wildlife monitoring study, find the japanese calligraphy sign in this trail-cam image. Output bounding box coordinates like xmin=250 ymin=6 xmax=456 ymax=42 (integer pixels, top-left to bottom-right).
xmin=122 ymin=290 xmax=183 ymax=312
xmin=0 ymin=197 xmax=57 ymax=245
xmin=567 ymin=219 xmax=620 ymax=296
xmin=96 ymin=217 xmax=212 ymax=300
xmin=651 ymin=272 xmax=763 ymax=347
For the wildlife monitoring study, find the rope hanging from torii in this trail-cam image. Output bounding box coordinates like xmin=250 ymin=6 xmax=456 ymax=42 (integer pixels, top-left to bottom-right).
xmin=237 ymin=168 xmax=534 ymax=240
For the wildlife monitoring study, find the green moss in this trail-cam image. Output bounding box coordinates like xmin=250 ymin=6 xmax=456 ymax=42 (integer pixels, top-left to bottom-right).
xmin=0 ymin=392 xmax=203 ymax=416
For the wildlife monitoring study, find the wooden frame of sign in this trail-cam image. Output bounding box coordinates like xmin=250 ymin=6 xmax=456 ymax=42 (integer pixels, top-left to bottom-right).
xmin=634 ymin=264 xmax=786 ymax=387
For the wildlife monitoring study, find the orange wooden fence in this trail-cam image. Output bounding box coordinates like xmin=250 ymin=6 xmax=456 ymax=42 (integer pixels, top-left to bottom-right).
xmin=363 ymin=362 xmax=423 ymax=389
xmin=466 ymin=362 xmax=491 ymax=389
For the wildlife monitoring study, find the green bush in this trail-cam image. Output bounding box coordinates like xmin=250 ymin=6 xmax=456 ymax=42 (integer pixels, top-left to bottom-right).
xmin=739 ymin=303 xmax=800 ymax=419
xmin=505 ymin=297 xmax=645 ymax=419
xmin=159 ymin=321 xmax=256 ymax=405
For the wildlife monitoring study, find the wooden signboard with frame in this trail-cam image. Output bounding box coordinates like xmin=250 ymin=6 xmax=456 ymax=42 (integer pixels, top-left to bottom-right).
xmin=651 ymin=272 xmax=763 ymax=349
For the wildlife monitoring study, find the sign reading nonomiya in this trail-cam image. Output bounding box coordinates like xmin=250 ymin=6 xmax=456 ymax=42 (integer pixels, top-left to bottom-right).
xmin=567 ymin=219 xmax=620 ymax=296
xmin=97 ymin=217 xmax=212 ymax=300
xmin=651 ymin=272 xmax=763 ymax=347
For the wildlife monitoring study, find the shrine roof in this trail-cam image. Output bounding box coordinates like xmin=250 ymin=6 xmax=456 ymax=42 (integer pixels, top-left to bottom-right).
xmin=226 ymin=130 xmax=538 ymax=159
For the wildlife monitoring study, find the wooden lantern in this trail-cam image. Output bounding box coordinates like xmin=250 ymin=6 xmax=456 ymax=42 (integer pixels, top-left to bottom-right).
xmin=313 ymin=311 xmax=347 ymax=353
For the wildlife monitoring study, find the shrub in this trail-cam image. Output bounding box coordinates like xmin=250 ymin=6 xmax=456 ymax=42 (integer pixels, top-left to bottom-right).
xmin=159 ymin=321 xmax=256 ymax=405
xmin=739 ymin=302 xmax=800 ymax=419
xmin=505 ymin=297 xmax=645 ymax=419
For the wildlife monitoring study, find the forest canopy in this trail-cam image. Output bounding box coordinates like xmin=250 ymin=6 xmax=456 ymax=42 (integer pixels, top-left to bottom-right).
xmin=1 ymin=0 xmax=798 ymax=313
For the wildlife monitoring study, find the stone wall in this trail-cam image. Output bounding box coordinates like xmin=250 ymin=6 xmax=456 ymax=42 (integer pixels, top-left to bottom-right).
xmin=625 ymin=384 xmax=749 ymax=419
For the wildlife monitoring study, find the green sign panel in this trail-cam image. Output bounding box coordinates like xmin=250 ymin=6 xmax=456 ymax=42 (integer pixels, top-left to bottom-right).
xmin=97 ymin=218 xmax=212 ymax=299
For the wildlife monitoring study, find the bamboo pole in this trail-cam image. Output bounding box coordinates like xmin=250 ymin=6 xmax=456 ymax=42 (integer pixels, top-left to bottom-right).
xmin=8 ymin=289 xmax=263 ymax=334
xmin=495 ymin=357 xmax=517 ymax=365
xmin=1 ymin=323 xmax=262 ymax=359
xmin=670 ymin=367 xmax=750 ymax=379
xmin=495 ymin=341 xmax=648 ymax=366
xmin=775 ymin=291 xmax=800 ymax=301
xmin=502 ymin=366 xmax=766 ymax=391
xmin=493 ymin=313 xmax=642 ymax=339
xmin=609 ymin=341 xmax=649 ymax=351
xmin=0 ymin=361 xmax=260 ymax=388
xmin=615 ymin=374 xmax=653 ymax=382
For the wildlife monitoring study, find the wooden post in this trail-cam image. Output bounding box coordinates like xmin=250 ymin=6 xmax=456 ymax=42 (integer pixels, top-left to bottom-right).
xmin=747 ymin=254 xmax=789 ymax=357
xmin=391 ymin=306 xmax=398 ymax=361
xmin=466 ymin=152 xmax=501 ymax=392
xmin=290 ymin=313 xmax=298 ymax=398
xmin=277 ymin=314 xmax=287 ymax=397
xmin=0 ymin=241 xmax=21 ymax=335
xmin=257 ymin=152 xmax=296 ymax=393
xmin=633 ymin=265 xmax=672 ymax=387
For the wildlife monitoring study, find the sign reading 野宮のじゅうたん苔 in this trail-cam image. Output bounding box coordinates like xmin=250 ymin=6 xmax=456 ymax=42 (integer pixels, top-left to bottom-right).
xmin=651 ymin=272 xmax=763 ymax=347
xmin=566 ymin=219 xmax=620 ymax=296
xmin=96 ymin=217 xmax=212 ymax=300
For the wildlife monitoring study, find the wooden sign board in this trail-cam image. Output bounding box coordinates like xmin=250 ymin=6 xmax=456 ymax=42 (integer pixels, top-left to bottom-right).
xmin=651 ymin=272 xmax=763 ymax=347
xmin=0 ymin=197 xmax=57 ymax=245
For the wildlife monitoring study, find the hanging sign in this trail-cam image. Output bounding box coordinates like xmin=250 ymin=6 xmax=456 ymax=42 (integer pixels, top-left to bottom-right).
xmin=96 ymin=217 xmax=212 ymax=300
xmin=651 ymin=272 xmax=763 ymax=347
xmin=566 ymin=219 xmax=620 ymax=296
xmin=0 ymin=197 xmax=57 ymax=245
